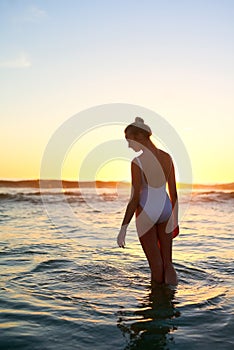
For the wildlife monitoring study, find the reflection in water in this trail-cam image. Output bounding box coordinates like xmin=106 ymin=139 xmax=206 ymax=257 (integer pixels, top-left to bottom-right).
xmin=117 ymin=284 xmax=180 ymax=349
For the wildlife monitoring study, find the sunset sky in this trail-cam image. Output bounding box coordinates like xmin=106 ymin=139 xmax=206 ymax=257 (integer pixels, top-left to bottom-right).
xmin=1 ymin=0 xmax=233 ymax=184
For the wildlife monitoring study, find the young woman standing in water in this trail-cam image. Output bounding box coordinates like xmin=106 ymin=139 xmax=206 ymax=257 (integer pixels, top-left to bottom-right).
xmin=117 ymin=117 xmax=179 ymax=286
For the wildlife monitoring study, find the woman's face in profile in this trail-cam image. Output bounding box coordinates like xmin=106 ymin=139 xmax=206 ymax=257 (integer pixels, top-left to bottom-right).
xmin=125 ymin=132 xmax=142 ymax=152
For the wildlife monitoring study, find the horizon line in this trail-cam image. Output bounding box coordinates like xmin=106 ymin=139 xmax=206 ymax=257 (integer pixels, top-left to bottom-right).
xmin=0 ymin=178 xmax=233 ymax=188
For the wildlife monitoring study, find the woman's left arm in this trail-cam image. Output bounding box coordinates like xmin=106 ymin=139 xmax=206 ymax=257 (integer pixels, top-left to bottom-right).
xmin=117 ymin=160 xmax=142 ymax=247
xmin=167 ymin=156 xmax=179 ymax=234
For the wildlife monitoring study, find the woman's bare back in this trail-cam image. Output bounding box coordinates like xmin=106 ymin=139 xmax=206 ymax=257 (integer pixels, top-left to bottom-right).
xmin=138 ymin=148 xmax=172 ymax=188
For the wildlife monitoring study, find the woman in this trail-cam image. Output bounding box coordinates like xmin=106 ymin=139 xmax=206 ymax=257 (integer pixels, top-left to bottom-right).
xmin=117 ymin=117 xmax=179 ymax=286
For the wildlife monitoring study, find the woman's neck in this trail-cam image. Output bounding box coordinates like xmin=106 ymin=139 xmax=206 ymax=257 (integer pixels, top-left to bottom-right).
xmin=141 ymin=139 xmax=157 ymax=152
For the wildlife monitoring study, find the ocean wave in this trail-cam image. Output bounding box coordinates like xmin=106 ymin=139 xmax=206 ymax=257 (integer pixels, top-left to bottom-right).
xmin=30 ymin=259 xmax=73 ymax=273
xmin=0 ymin=190 xmax=122 ymax=204
xmin=1 ymin=189 xmax=233 ymax=205
xmin=192 ymin=191 xmax=234 ymax=202
xmin=0 ymin=191 xmax=83 ymax=202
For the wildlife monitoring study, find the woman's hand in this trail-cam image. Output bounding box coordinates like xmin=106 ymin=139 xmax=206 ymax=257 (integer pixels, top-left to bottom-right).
xmin=117 ymin=225 xmax=127 ymax=248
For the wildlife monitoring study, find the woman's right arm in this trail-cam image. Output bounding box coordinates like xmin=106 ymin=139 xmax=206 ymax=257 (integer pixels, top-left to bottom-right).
xmin=117 ymin=159 xmax=142 ymax=247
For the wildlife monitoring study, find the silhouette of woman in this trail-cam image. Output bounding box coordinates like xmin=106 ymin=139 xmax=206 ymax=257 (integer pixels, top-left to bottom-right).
xmin=117 ymin=117 xmax=179 ymax=285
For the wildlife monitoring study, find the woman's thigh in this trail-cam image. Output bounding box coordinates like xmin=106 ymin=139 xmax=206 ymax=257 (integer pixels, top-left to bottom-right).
xmin=135 ymin=205 xmax=155 ymax=239
xmin=139 ymin=226 xmax=162 ymax=264
xmin=157 ymin=220 xmax=173 ymax=264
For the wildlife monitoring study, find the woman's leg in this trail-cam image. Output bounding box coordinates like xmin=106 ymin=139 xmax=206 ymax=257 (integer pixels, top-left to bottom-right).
xmin=139 ymin=226 xmax=164 ymax=284
xmin=157 ymin=221 xmax=178 ymax=285
xmin=136 ymin=206 xmax=164 ymax=283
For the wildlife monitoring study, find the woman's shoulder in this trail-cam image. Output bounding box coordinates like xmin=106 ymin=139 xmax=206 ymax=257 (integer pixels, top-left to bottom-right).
xmin=132 ymin=156 xmax=141 ymax=162
xmin=132 ymin=156 xmax=142 ymax=167
xmin=157 ymin=149 xmax=172 ymax=162
xmin=138 ymin=150 xmax=172 ymax=164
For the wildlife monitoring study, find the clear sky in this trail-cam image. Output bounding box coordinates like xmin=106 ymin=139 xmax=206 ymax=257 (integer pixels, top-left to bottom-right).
xmin=1 ymin=0 xmax=233 ymax=183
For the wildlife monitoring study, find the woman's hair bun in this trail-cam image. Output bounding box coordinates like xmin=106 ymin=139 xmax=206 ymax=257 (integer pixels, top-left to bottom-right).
xmin=124 ymin=116 xmax=152 ymax=138
xmin=135 ymin=117 xmax=144 ymax=124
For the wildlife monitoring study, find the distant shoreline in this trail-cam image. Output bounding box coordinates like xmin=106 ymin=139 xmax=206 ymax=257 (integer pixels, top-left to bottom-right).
xmin=0 ymin=179 xmax=233 ymax=190
xmin=0 ymin=179 xmax=129 ymax=189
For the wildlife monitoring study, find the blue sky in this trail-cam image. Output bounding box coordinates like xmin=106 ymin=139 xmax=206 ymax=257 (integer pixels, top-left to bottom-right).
xmin=1 ymin=0 xmax=234 ymax=182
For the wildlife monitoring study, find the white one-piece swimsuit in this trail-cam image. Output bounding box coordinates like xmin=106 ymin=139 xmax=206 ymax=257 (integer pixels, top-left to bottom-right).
xmin=135 ymin=157 xmax=172 ymax=224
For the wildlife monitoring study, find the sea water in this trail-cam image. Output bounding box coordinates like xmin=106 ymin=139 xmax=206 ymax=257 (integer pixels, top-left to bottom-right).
xmin=0 ymin=185 xmax=233 ymax=349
